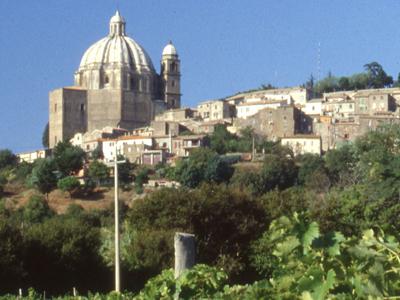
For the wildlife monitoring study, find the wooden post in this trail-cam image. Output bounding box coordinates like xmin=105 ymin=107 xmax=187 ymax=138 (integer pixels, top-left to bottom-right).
xmin=174 ymin=232 xmax=195 ymax=278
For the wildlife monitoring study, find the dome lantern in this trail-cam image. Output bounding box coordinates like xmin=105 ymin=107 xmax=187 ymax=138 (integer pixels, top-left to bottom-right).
xmin=109 ymin=10 xmax=126 ymax=36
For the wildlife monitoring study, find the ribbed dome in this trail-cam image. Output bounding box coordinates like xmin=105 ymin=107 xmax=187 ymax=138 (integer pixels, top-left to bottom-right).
xmin=162 ymin=41 xmax=178 ymax=56
xmin=78 ymin=11 xmax=155 ymax=74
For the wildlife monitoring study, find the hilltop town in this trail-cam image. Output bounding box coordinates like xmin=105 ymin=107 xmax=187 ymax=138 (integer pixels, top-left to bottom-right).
xmin=20 ymin=84 xmax=400 ymax=166
xmin=15 ymin=12 xmax=400 ymax=168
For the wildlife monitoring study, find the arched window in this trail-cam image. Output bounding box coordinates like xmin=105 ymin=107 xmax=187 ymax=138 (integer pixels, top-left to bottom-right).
xmin=170 ymin=62 xmax=176 ymax=72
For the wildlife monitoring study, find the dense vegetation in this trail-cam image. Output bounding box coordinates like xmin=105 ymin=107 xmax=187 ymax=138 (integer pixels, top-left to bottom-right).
xmin=1 ymin=124 xmax=400 ymax=297
xmin=306 ymin=61 xmax=397 ymax=96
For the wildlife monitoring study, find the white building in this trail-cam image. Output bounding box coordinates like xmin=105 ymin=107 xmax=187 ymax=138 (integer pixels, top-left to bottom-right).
xmin=303 ymin=98 xmax=324 ymax=116
xmin=18 ymin=150 xmax=48 ymax=163
xmin=323 ymin=100 xmax=355 ymax=118
xmin=226 ymin=86 xmax=310 ymax=106
xmin=102 ymin=136 xmax=153 ymax=162
xmin=281 ymin=135 xmax=322 ymax=156
xmin=236 ymin=100 xmax=287 ymax=119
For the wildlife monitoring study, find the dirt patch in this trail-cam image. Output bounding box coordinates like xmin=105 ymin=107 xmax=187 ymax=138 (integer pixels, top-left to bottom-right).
xmin=1 ymin=182 xmax=138 ymax=214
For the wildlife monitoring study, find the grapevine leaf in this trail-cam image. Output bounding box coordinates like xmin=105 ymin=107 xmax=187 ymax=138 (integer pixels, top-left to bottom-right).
xmin=301 ymin=222 xmax=320 ymax=255
xmin=273 ymin=236 xmax=300 ymax=257
xmin=312 ymin=269 xmax=336 ymax=300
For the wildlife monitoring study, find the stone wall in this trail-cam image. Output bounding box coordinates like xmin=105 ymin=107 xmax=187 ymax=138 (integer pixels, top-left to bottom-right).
xmin=49 ymin=88 xmax=87 ymax=148
xmin=233 ymin=106 xmax=301 ymax=140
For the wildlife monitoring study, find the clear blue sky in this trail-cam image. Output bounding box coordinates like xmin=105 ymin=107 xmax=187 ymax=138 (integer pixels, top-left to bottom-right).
xmin=2 ymin=0 xmax=400 ymax=152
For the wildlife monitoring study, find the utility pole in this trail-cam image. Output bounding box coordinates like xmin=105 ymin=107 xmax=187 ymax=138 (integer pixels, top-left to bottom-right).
xmin=112 ymin=141 xmax=125 ymax=293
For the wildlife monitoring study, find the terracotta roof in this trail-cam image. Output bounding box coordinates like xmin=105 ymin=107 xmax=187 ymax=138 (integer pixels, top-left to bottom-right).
xmin=64 ymin=86 xmax=87 ymax=90
xmin=282 ymin=135 xmax=321 ymax=139
xmin=99 ymin=135 xmax=152 ymax=142
xmin=174 ymin=135 xmax=205 ymax=140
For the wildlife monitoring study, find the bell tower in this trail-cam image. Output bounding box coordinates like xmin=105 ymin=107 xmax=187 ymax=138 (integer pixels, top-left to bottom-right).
xmin=161 ymin=41 xmax=181 ymax=109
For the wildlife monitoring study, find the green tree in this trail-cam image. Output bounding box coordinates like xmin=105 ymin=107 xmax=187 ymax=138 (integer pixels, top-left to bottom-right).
xmin=0 ymin=149 xmax=17 ymax=170
xmin=297 ymin=154 xmax=325 ymax=185
xmin=174 ymin=148 xmax=234 ymax=188
xmin=118 ymin=155 xmax=134 ymax=184
xmin=0 ymin=173 xmax=6 ymax=195
xmin=23 ymin=216 xmax=104 ymax=294
xmin=338 ymin=76 xmax=350 ymax=91
xmin=349 ymin=72 xmax=369 ymax=89
xmin=42 ymin=122 xmax=49 ymax=148
xmin=14 ymin=161 xmax=33 ymax=183
xmin=22 ymin=195 xmax=54 ymax=224
xmin=258 ymin=153 xmax=297 ymax=194
xmin=53 ymin=141 xmax=86 ymax=176
xmin=128 ymin=184 xmax=266 ymax=279
xmin=29 ymin=158 xmax=58 ymax=197
xmin=364 ymin=61 xmax=393 ymax=88
xmin=57 ymin=176 xmax=81 ymax=198
xmin=0 ymin=218 xmax=24 ymax=292
xmin=88 ymin=160 xmax=109 ymax=186
xmin=91 ymin=145 xmax=103 ymax=160
xmin=324 ymin=144 xmax=357 ymax=186
xmin=314 ymin=72 xmax=339 ymax=95
xmin=209 ymin=124 xmax=236 ymax=154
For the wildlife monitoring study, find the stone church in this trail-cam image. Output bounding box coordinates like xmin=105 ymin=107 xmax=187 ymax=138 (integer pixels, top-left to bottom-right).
xmin=49 ymin=11 xmax=181 ymax=148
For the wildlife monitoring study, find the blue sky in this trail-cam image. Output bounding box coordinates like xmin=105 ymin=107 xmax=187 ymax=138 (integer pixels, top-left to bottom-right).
xmin=1 ymin=0 xmax=400 ymax=152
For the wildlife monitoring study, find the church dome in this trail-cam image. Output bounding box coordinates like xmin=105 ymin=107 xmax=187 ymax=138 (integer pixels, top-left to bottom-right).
xmin=162 ymin=41 xmax=178 ymax=56
xmin=78 ymin=11 xmax=155 ymax=74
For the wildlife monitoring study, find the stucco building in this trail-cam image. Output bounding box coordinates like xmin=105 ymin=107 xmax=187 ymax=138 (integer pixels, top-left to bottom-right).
xmin=281 ymin=135 xmax=322 ymax=156
xmin=49 ymin=11 xmax=181 ymax=148
xmin=197 ymin=100 xmax=233 ymax=121
xmin=232 ymin=106 xmax=304 ymax=140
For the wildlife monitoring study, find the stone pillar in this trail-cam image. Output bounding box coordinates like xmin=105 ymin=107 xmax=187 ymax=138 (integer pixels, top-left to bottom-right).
xmin=174 ymin=232 xmax=195 ymax=278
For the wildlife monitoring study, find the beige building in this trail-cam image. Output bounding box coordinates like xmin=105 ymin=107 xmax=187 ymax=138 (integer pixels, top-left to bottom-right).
xmin=172 ymin=135 xmax=206 ymax=157
xmin=281 ymin=135 xmax=322 ymax=156
xmin=323 ymin=100 xmax=356 ymax=118
xmin=197 ymin=100 xmax=233 ymax=121
xmin=154 ymin=108 xmax=196 ymax=122
xmin=49 ymin=11 xmax=181 ymax=148
xmin=232 ymin=106 xmax=303 ymax=140
xmin=314 ymin=114 xmax=400 ymax=151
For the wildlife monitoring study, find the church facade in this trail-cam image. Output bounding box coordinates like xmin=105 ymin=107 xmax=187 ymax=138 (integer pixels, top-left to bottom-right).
xmin=49 ymin=11 xmax=181 ymax=148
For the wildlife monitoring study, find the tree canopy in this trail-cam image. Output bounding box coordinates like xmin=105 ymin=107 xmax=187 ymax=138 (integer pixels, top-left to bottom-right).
xmin=52 ymin=141 xmax=86 ymax=176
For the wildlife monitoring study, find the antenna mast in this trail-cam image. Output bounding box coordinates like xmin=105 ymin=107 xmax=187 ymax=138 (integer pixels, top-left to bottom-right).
xmin=317 ymin=41 xmax=321 ymax=82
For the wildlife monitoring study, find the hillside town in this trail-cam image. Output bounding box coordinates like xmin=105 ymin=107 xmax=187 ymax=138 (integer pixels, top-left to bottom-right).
xmin=16 ymin=11 xmax=400 ymax=167
xmin=19 ymin=85 xmax=400 ymax=163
